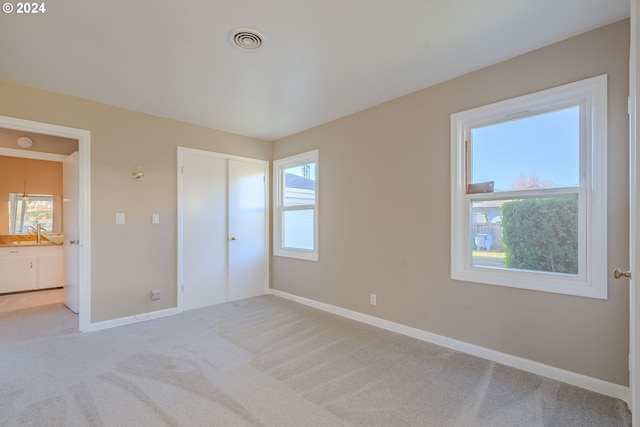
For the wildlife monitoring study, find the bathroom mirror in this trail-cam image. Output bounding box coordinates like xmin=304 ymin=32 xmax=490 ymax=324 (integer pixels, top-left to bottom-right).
xmin=8 ymin=193 xmax=61 ymax=234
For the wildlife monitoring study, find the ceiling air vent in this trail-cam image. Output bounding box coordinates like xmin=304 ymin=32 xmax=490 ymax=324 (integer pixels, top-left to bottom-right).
xmin=230 ymin=28 xmax=263 ymax=50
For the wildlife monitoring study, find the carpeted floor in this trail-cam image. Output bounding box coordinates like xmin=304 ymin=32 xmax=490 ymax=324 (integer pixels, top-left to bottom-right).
xmin=0 ymin=294 xmax=632 ymax=426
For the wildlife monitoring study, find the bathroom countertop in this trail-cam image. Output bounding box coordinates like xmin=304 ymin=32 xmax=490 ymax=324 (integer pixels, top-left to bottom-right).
xmin=0 ymin=241 xmax=64 ymax=247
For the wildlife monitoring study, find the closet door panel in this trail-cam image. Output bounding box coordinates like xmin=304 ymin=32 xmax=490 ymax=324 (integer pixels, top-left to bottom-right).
xmin=228 ymin=160 xmax=266 ymax=301
xmin=182 ymin=152 xmax=227 ymax=310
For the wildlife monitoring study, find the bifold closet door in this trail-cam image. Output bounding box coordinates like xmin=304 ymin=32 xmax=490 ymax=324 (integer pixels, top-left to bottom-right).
xmin=182 ymin=151 xmax=227 ymax=310
xmin=228 ymin=160 xmax=266 ymax=301
xmin=181 ymin=149 xmax=267 ymax=311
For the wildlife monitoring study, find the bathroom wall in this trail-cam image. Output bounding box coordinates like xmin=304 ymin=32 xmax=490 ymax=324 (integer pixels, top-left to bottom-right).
xmin=0 ymin=156 xmax=63 ymax=234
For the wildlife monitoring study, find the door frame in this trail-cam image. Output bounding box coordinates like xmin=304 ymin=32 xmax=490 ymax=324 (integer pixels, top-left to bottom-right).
xmin=176 ymin=146 xmax=269 ymax=312
xmin=0 ymin=115 xmax=91 ymax=332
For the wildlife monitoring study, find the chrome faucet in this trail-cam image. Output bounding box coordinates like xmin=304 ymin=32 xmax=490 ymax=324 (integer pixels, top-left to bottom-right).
xmin=36 ymin=223 xmax=47 ymax=244
xmin=28 ymin=223 xmax=46 ymax=244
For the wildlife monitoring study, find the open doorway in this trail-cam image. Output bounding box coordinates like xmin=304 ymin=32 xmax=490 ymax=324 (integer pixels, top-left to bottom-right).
xmin=0 ymin=132 xmax=77 ymax=340
xmin=0 ymin=115 xmax=91 ymax=332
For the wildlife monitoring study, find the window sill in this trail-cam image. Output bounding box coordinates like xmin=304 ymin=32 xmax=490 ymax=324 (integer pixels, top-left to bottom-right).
xmin=274 ymin=250 xmax=318 ymax=262
xmin=452 ymin=267 xmax=607 ymax=299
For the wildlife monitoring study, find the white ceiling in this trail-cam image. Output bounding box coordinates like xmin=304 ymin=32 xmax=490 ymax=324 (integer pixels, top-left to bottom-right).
xmin=0 ymin=0 xmax=630 ymax=141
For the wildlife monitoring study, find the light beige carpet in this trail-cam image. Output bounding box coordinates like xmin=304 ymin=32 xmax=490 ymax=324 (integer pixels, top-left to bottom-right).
xmin=0 ymin=295 xmax=632 ymax=426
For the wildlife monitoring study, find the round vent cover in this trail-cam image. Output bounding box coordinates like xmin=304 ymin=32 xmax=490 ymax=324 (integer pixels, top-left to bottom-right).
xmin=230 ymin=28 xmax=263 ymax=50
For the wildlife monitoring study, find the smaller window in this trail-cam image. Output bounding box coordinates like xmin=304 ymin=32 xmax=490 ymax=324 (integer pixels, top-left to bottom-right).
xmin=274 ymin=150 xmax=319 ymax=261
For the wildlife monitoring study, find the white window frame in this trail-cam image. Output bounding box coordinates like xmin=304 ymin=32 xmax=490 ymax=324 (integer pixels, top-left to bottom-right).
xmin=450 ymin=75 xmax=607 ymax=299
xmin=273 ymin=150 xmax=319 ymax=261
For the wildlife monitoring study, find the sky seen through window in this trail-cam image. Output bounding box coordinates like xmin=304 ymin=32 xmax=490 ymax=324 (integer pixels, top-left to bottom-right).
xmin=471 ymin=106 xmax=580 ymax=191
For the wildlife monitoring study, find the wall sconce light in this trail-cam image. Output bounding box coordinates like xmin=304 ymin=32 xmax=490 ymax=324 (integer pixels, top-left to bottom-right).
xmin=131 ymin=165 xmax=144 ymax=181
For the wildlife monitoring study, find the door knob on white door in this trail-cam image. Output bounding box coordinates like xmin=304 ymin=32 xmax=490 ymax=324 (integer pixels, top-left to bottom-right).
xmin=613 ymin=268 xmax=632 ymax=279
xmin=228 ymin=237 xmax=237 ymax=241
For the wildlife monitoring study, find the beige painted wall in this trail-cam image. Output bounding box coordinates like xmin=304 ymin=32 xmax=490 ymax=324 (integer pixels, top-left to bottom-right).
xmin=0 ymin=81 xmax=271 ymax=322
xmin=0 ymin=157 xmax=63 ymax=234
xmin=272 ymin=20 xmax=631 ymax=386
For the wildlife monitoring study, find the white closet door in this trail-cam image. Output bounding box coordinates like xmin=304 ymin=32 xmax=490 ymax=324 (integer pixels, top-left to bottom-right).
xmin=182 ymin=151 xmax=227 ymax=310
xmin=228 ymin=160 xmax=266 ymax=301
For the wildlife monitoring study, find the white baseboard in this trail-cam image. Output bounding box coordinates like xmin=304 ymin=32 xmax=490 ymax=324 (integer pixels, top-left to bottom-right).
xmin=270 ymin=289 xmax=630 ymax=405
xmin=88 ymin=307 xmax=179 ymax=332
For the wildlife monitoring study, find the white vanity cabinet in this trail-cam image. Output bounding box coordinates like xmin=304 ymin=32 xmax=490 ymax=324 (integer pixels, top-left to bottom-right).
xmin=0 ymin=245 xmax=63 ymax=294
xmin=36 ymin=246 xmax=64 ymax=289
xmin=0 ymin=247 xmax=36 ymax=293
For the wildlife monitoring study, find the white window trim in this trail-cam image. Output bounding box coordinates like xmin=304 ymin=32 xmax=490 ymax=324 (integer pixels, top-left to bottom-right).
xmin=450 ymin=75 xmax=607 ymax=299
xmin=274 ymin=150 xmax=319 ymax=261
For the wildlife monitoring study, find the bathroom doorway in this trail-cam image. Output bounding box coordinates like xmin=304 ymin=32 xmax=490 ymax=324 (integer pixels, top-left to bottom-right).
xmin=0 ymin=115 xmax=91 ymax=332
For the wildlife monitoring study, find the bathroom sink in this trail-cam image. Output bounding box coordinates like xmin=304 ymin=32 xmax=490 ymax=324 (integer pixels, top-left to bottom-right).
xmin=43 ymin=234 xmax=64 ymax=244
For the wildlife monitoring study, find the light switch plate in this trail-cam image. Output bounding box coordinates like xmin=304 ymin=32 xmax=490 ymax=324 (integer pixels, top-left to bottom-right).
xmin=152 ymin=213 xmax=160 ymax=224
xmin=115 ymin=213 xmax=125 ymax=225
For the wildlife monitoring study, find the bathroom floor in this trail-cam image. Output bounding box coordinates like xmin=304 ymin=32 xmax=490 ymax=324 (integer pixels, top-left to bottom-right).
xmin=0 ymin=288 xmax=78 ymax=343
xmin=0 ymin=287 xmax=63 ymax=314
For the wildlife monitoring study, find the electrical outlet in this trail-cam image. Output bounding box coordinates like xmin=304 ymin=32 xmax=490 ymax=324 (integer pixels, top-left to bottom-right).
xmin=151 ymin=289 xmax=161 ymax=301
xmin=370 ymin=293 xmax=376 ymax=305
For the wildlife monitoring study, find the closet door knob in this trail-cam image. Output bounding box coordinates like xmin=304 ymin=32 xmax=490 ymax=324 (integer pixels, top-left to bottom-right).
xmin=614 ymin=268 xmax=631 ymax=279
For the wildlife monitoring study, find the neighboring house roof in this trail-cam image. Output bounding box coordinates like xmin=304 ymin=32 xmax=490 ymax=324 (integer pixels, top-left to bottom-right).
xmin=285 ymin=173 xmax=315 ymax=190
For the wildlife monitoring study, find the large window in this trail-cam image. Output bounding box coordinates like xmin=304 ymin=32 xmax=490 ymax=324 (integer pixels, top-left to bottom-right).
xmin=274 ymin=150 xmax=318 ymax=261
xmin=451 ymin=75 xmax=607 ymax=298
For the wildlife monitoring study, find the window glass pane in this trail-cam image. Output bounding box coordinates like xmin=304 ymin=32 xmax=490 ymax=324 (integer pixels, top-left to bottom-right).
xmin=284 ymin=163 xmax=316 ymax=206
xmin=8 ymin=194 xmax=54 ymax=234
xmin=471 ymin=195 xmax=578 ymax=275
xmin=283 ymin=209 xmax=314 ymax=250
xmin=471 ymin=107 xmax=579 ymax=191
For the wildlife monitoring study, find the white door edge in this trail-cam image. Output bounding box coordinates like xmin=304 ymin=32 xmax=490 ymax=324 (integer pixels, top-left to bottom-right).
xmin=630 ymin=0 xmax=639 ymax=421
